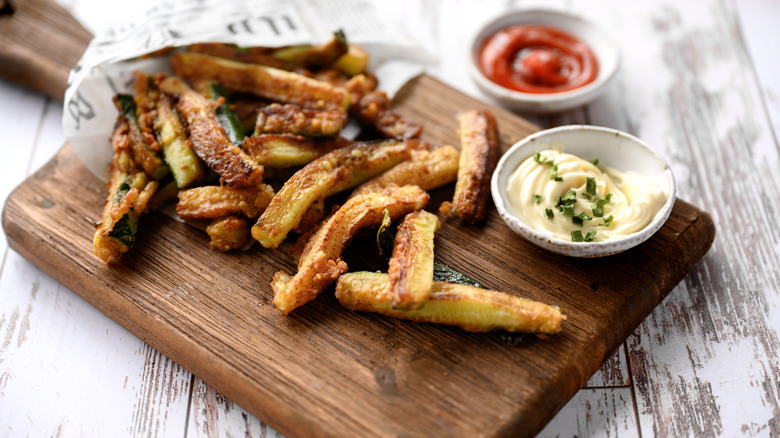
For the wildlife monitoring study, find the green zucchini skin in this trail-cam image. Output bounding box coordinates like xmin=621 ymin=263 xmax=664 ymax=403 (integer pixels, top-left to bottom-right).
xmin=203 ymin=80 xmax=246 ymax=147
xmin=114 ymin=94 xmax=169 ymax=180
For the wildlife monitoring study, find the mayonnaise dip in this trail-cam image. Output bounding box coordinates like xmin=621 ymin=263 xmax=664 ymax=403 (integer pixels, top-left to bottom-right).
xmin=506 ymin=149 xmax=667 ymax=242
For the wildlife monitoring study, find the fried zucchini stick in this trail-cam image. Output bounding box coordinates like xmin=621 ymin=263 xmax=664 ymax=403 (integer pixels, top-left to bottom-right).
xmin=187 ymin=43 xmax=306 ymax=73
xmin=350 ymin=146 xmax=459 ymax=197
xmin=114 ymin=94 xmax=169 ymax=180
xmin=176 ymin=183 xmax=275 ymax=220
xmin=254 ymin=103 xmax=348 ymax=137
xmin=172 ymin=52 xmax=350 ymax=112
xmin=353 ymin=89 xmax=422 ymax=140
xmin=93 ymin=122 xmax=159 ymax=264
xmin=206 ymin=216 xmax=250 ymax=252
xmin=441 ymin=110 xmax=499 ymax=223
xmin=251 ymin=139 xmax=412 ymax=248
xmin=272 ymin=186 xmax=430 ymax=314
xmin=388 ymin=210 xmax=440 ymax=309
xmin=159 ymin=76 xmax=263 ymax=187
xmin=336 ymin=272 xmax=565 ymax=334
xmin=242 ymin=134 xmax=353 ymax=168
xmin=272 ymin=30 xmax=349 ymax=70
xmin=155 ymin=93 xmax=207 ymax=188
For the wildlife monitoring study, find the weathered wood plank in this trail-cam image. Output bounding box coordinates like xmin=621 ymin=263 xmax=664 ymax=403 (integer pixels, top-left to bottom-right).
xmin=187 ymin=378 xmax=283 ymax=438
xmin=584 ymin=0 xmax=780 ymax=436
xmin=537 ymin=388 xmax=639 ymax=437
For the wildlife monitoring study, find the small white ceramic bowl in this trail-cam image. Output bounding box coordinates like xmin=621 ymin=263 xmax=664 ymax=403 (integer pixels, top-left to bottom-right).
xmin=491 ymin=125 xmax=676 ymax=257
xmin=468 ymin=9 xmax=620 ymax=113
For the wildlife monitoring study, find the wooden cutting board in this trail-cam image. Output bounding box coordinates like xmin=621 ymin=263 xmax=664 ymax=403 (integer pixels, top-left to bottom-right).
xmin=1 ymin=2 xmax=715 ymax=437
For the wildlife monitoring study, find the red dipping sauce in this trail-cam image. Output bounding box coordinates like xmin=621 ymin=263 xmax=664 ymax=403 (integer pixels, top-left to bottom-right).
xmin=478 ymin=25 xmax=598 ymax=94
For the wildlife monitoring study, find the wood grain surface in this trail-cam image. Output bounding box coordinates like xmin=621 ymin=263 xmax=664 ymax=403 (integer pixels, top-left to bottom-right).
xmin=2 ymin=74 xmax=714 ymax=437
xmin=0 ymin=0 xmax=91 ymax=101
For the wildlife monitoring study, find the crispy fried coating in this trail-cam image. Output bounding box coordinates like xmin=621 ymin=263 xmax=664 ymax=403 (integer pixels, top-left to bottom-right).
xmin=172 ymin=52 xmax=350 ymax=112
xmin=176 ymin=183 xmax=275 ymax=220
xmin=353 ymin=89 xmax=422 ymax=140
xmin=155 ymin=94 xmax=207 ymax=188
xmin=272 ymin=186 xmax=430 ymax=314
xmin=350 ymin=146 xmax=459 ymax=197
xmin=206 ymin=216 xmax=250 ymax=252
xmin=272 ymin=30 xmax=348 ymax=70
xmin=255 ymin=103 xmax=348 ymax=137
xmin=113 ymin=94 xmax=169 ymax=180
xmin=187 ymin=43 xmax=307 ymax=73
xmin=159 ymin=76 xmax=263 ymax=188
xmin=388 ymin=210 xmax=440 ymax=309
xmin=251 ymin=140 xmax=412 ymax=249
xmin=336 ymin=272 xmax=565 ymax=334
xmin=443 ymin=110 xmax=499 ymax=223
xmin=93 ymin=129 xmax=159 ymax=264
xmin=243 ymin=134 xmax=353 ymax=168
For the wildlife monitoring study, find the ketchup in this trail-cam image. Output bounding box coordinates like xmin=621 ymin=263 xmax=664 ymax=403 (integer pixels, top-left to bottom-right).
xmin=478 ymin=25 xmax=598 ymax=94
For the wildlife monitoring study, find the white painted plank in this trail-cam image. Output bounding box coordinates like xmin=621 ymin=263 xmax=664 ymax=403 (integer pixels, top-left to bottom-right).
xmin=736 ymin=0 xmax=780 ymax=145
xmin=538 ymin=387 xmax=639 ymax=437
xmin=582 ymin=0 xmax=780 ymax=436
xmin=0 ymin=251 xmax=193 ymax=436
xmin=186 ymin=378 xmax=283 ymax=438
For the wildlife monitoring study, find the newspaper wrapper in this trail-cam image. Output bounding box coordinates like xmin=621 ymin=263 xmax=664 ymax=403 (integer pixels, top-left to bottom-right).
xmin=64 ymin=0 xmax=433 ymax=181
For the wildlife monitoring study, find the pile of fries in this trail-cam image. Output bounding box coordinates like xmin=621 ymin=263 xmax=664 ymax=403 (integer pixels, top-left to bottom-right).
xmin=92 ymin=33 xmax=565 ymax=334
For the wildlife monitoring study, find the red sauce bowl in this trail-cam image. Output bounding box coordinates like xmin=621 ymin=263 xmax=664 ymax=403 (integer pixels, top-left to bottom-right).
xmin=469 ymin=9 xmax=619 ymax=113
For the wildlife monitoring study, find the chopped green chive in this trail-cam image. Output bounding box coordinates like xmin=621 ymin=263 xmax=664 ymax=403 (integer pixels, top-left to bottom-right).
xmin=582 ymin=192 xmax=593 ymax=201
xmin=592 ymin=158 xmax=599 ymax=166
xmin=585 ymin=230 xmax=598 ymax=241
xmin=545 ymin=208 xmax=554 ymax=219
xmin=562 ymin=205 xmax=575 ymax=217
xmin=560 ymin=190 xmax=577 ymax=205
xmin=591 ymin=202 xmax=604 ymax=217
xmin=586 ymin=177 xmax=597 ymax=195
xmin=571 ymin=230 xmax=584 ymax=242
xmin=549 ymin=164 xmax=560 ymax=181
xmin=578 ymin=211 xmax=593 ymax=222
xmin=606 ymin=193 xmax=613 ymax=202
xmin=533 ymin=194 xmax=542 ymax=204
xmin=600 ymin=215 xmax=614 ymax=227
xmin=572 ymin=215 xmax=583 ymax=225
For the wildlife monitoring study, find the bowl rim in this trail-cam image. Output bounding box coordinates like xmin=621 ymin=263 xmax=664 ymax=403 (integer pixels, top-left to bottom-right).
xmin=468 ymin=8 xmax=620 ymax=108
xmin=490 ymin=124 xmax=677 ymax=257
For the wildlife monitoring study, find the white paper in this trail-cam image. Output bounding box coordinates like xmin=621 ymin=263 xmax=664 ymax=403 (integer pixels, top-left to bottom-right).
xmin=63 ymin=0 xmax=432 ymax=181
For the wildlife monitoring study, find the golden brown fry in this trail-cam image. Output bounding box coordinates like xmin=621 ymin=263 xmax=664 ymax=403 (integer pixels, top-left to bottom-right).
xmin=353 ymin=89 xmax=422 ymax=140
xmin=350 ymin=146 xmax=459 ymax=197
xmin=176 ymin=183 xmax=275 ymax=221
xmin=206 ymin=216 xmax=250 ymax=252
xmin=251 ymin=139 xmax=412 ymax=249
xmin=159 ymin=76 xmax=263 ymax=188
xmin=272 ymin=31 xmax=348 ymax=70
xmin=172 ymin=52 xmax=350 ymax=112
xmin=187 ymin=43 xmax=308 ymax=74
xmin=388 ymin=210 xmax=440 ymax=309
xmin=443 ymin=110 xmax=499 ymax=223
xmin=113 ymin=94 xmax=169 ymax=180
xmin=272 ymin=186 xmax=430 ymax=314
xmin=335 ymin=272 xmax=565 ymax=334
xmin=156 ymin=93 xmax=207 ymax=188
xmin=254 ymin=103 xmax=348 ymax=137
xmin=93 ymin=127 xmax=159 ymax=264
xmin=243 ymin=134 xmax=353 ymax=168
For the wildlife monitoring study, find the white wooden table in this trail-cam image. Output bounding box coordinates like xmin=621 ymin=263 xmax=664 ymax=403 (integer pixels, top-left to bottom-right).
xmin=2 ymin=0 xmax=778 ymax=436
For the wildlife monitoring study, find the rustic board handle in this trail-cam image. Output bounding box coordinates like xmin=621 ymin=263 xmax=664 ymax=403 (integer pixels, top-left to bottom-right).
xmin=0 ymin=0 xmax=92 ymax=101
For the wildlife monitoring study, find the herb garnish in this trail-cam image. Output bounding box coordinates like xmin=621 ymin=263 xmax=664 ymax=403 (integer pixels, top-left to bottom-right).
xmin=600 ymin=215 xmax=614 ymax=227
xmin=586 ymin=177 xmax=597 ymax=196
xmin=571 ymin=230 xmax=584 ymax=242
xmin=545 ymin=208 xmax=554 ymax=219
xmin=533 ymin=194 xmax=542 ymax=204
